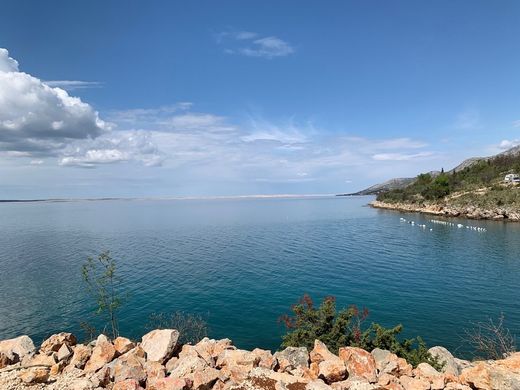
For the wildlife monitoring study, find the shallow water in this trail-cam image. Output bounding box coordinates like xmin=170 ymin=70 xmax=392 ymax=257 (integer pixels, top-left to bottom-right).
xmin=0 ymin=196 xmax=518 ymax=357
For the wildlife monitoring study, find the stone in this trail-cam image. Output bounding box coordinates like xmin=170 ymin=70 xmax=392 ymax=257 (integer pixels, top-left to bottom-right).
xmin=460 ymin=363 xmax=491 ymax=389
xmin=113 ymin=378 xmax=145 ymax=390
xmin=69 ymin=344 xmax=93 ymax=369
xmin=371 ymin=348 xmax=392 ymax=373
xmin=274 ymin=346 xmax=309 ymax=372
xmin=169 ymin=355 xmax=210 ymax=378
xmin=57 ymin=343 xmax=73 ymax=362
xmin=338 ymin=347 xmax=377 ymax=383
xmin=192 ymin=338 xmax=235 ymax=363
xmin=145 ymin=360 xmax=167 ymax=381
xmin=444 ymin=384 xmax=472 ymax=390
xmin=40 ymin=332 xmax=77 ymax=354
xmin=69 ymin=378 xmax=96 ymax=390
xmin=0 ymin=335 xmax=36 ymax=362
xmin=18 ymin=367 xmax=50 ymax=384
xmin=141 ymin=329 xmax=179 ymax=363
xmin=0 ymin=351 xmax=11 ymax=369
xmin=428 ymin=346 xmax=459 ymax=376
xmin=91 ymin=365 xmax=111 ymax=388
xmin=115 ymin=336 xmax=136 ymax=355
xmin=50 ymin=360 xmax=66 ymax=375
xmin=317 ymin=359 xmax=346 ymax=383
xmin=310 ymin=340 xmax=337 ymax=364
xmin=252 ymin=348 xmax=277 ymax=369
xmin=149 ymin=377 xmax=190 ymax=390
xmin=110 ymin=347 xmax=147 ymax=384
xmin=430 ymin=376 xmax=445 ymax=390
xmin=190 ymin=366 xmax=222 ymax=390
xmin=306 ymin=379 xmax=333 ymax=390
xmin=398 ymin=375 xmax=430 ymax=390
xmin=217 ymin=349 xmax=260 ymax=382
xmin=413 ymin=362 xmax=441 ymax=378
xmin=84 ymin=335 xmax=117 ymax=372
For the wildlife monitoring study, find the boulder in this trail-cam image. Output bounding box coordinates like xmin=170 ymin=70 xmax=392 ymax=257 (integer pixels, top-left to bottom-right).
xmin=428 ymin=346 xmax=459 ymax=376
xmin=371 ymin=348 xmax=391 ymax=373
xmin=110 ymin=346 xmax=147 ymax=384
xmin=190 ymin=366 xmax=222 ymax=390
xmin=40 ymin=332 xmax=77 ymax=354
xmin=141 ymin=329 xmax=179 ymax=363
xmin=114 ymin=336 xmax=136 ymax=355
xmin=317 ymin=359 xmax=346 ymax=383
xmin=69 ymin=378 xmax=96 ymax=390
xmin=113 ymin=378 xmax=145 ymax=390
xmin=338 ymin=347 xmax=377 ymax=383
xmin=57 ymin=343 xmax=73 ymax=362
xmin=191 ymin=338 xmax=235 ymax=363
xmin=413 ymin=362 xmax=441 ymax=378
xmin=274 ymin=346 xmax=309 ymax=372
xmin=398 ymin=375 xmax=430 ymax=390
xmin=169 ymin=355 xmax=210 ymax=378
xmin=148 ymin=377 xmax=190 ymax=390
xmin=68 ymin=344 xmax=93 ymax=369
xmin=84 ymin=334 xmax=117 ymax=372
xmin=0 ymin=351 xmax=11 ymax=369
xmin=18 ymin=367 xmax=50 ymax=384
xmin=310 ymin=340 xmax=337 ymax=364
xmin=0 ymin=335 xmax=36 ymax=362
xmin=216 ymin=349 xmax=260 ymax=382
xmin=252 ymin=348 xmax=277 ymax=370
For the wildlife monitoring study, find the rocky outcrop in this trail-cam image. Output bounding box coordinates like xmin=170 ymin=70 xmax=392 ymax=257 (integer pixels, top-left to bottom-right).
xmin=370 ymin=200 xmax=520 ymax=222
xmin=0 ymin=332 xmax=519 ymax=390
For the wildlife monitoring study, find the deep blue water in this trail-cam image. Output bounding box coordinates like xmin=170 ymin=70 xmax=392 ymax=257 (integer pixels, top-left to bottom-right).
xmin=0 ymin=196 xmax=519 ymax=357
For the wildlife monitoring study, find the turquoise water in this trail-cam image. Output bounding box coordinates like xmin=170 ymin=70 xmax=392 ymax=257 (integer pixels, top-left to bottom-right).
xmin=0 ymin=196 xmax=519 ymax=357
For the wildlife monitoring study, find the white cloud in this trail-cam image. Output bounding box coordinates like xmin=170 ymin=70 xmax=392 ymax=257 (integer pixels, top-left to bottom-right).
xmin=44 ymin=80 xmax=103 ymax=90
xmin=512 ymin=120 xmax=520 ymax=128
xmin=372 ymin=152 xmax=434 ymax=161
xmin=216 ymin=30 xmax=295 ymax=59
xmin=0 ymin=48 xmax=109 ymax=157
xmin=498 ymin=139 xmax=520 ymax=150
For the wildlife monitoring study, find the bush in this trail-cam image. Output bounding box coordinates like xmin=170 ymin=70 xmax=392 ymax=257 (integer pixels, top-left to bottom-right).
xmin=279 ymin=295 xmax=442 ymax=369
xmin=146 ymin=311 xmax=209 ymax=344
xmin=464 ymin=313 xmax=517 ymax=360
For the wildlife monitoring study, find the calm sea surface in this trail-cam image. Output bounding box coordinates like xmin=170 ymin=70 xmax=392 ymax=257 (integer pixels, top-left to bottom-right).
xmin=0 ymin=196 xmax=519 ymax=357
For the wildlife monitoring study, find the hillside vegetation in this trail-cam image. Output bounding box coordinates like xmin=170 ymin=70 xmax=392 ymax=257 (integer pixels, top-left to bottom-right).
xmin=376 ymin=152 xmax=520 ymax=209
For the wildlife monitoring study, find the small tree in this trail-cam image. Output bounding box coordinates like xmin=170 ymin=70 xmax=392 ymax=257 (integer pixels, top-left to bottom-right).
xmin=82 ymin=251 xmax=123 ymax=339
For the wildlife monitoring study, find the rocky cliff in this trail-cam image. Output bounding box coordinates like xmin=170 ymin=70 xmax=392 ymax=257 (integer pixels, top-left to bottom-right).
xmin=1 ymin=330 xmax=519 ymax=390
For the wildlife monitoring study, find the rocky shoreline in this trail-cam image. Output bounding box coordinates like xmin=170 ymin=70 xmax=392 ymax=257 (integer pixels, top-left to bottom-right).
xmin=1 ymin=330 xmax=519 ymax=390
xmin=370 ymin=201 xmax=520 ymax=222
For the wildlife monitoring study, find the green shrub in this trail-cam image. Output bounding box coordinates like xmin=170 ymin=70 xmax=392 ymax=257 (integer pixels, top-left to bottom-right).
xmin=279 ymin=295 xmax=443 ymax=369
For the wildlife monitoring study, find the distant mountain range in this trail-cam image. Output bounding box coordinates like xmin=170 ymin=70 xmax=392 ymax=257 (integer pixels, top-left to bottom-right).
xmin=340 ymin=145 xmax=520 ymax=196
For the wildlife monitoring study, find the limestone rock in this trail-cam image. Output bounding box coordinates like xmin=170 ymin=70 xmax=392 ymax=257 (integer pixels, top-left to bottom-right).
xmin=149 ymin=377 xmax=190 ymax=390
xmin=40 ymin=332 xmax=77 ymax=354
xmin=217 ymin=349 xmax=260 ymax=382
xmin=413 ymin=362 xmax=441 ymax=378
xmin=310 ymin=340 xmax=337 ymax=364
xmin=0 ymin=351 xmax=11 ymax=369
xmin=306 ymin=379 xmax=333 ymax=390
xmin=141 ymin=329 xmax=179 ymax=363
xmin=84 ymin=334 xmax=117 ymax=372
xmin=57 ymin=343 xmax=73 ymax=362
xmin=0 ymin=335 xmax=36 ymax=362
xmin=69 ymin=344 xmax=93 ymax=369
xmin=317 ymin=359 xmax=346 ymax=383
xmin=18 ymin=367 xmax=50 ymax=384
xmin=69 ymin=378 xmax=96 ymax=390
xmin=113 ymin=378 xmax=146 ymax=390
xmin=338 ymin=347 xmax=377 ymax=383
xmin=428 ymin=346 xmax=459 ymax=376
xmin=252 ymin=348 xmax=277 ymax=370
xmin=398 ymin=375 xmax=430 ymax=390
xmin=114 ymin=336 xmax=136 ymax=355
xmin=110 ymin=347 xmax=147 ymax=384
xmin=274 ymin=346 xmax=309 ymax=372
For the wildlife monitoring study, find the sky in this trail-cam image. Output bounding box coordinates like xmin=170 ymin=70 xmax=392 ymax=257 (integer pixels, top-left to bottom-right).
xmin=1 ymin=0 xmax=520 ymax=198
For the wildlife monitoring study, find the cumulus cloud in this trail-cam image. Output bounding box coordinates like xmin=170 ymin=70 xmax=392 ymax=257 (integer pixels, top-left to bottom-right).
xmin=216 ymin=30 xmax=295 ymax=59
xmin=0 ymin=48 xmax=109 ymax=157
xmin=498 ymin=139 xmax=520 ymax=150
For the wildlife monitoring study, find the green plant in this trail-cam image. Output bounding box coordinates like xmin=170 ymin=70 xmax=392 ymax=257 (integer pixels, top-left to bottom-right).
xmin=146 ymin=311 xmax=209 ymax=344
xmin=82 ymin=250 xmax=123 ymax=339
xmin=279 ymin=295 xmax=443 ymax=369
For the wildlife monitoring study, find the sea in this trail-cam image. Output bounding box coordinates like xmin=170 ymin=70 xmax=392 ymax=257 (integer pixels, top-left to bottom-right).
xmin=0 ymin=196 xmax=518 ymax=358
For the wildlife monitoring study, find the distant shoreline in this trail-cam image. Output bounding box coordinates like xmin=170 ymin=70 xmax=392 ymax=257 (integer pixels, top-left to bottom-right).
xmin=370 ymin=200 xmax=520 ymax=222
xmin=0 ymin=194 xmax=344 ymax=203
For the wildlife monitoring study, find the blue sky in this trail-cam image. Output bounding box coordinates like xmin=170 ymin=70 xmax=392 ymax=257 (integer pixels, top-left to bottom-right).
xmin=1 ymin=0 xmax=520 ymax=198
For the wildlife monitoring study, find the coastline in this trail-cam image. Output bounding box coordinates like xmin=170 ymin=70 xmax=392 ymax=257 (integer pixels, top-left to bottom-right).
xmin=2 ymin=330 xmax=519 ymax=389
xmin=370 ymin=200 xmax=520 ymax=222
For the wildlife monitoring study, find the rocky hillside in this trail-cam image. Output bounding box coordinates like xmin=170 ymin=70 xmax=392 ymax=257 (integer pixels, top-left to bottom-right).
xmin=338 ymin=178 xmax=415 ymax=196
xmin=1 ymin=330 xmax=519 ymax=390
